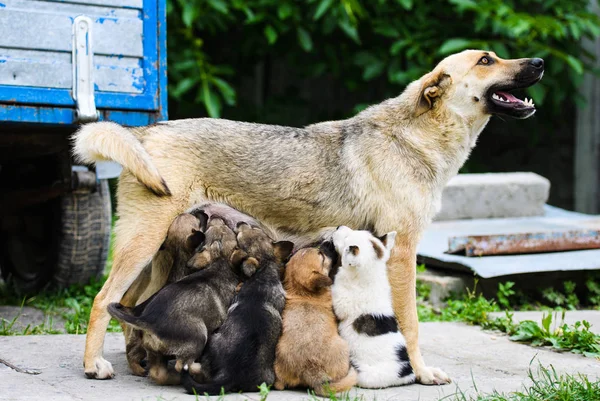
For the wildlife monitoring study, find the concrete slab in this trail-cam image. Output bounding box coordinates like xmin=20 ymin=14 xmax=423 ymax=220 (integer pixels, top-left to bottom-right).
xmin=435 ymin=172 xmax=550 ymax=221
xmin=1 ymin=322 xmax=599 ymax=401
xmin=418 ymin=205 xmax=600 ymax=278
xmin=489 ymin=310 xmax=600 ymax=335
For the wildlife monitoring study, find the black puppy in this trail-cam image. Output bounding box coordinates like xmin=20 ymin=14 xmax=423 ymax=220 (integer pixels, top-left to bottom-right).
xmin=108 ymin=218 xmax=243 ymax=384
xmin=181 ymin=223 xmax=293 ymax=395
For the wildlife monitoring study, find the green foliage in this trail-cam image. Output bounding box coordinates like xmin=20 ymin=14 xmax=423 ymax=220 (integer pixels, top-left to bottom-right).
xmin=542 ymin=281 xmax=580 ymax=310
xmin=497 ymin=281 xmax=516 ymax=309
xmin=167 ymin=0 xmax=600 ymax=119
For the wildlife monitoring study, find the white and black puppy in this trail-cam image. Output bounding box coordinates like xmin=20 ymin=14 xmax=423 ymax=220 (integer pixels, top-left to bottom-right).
xmin=330 ymin=226 xmax=416 ymax=388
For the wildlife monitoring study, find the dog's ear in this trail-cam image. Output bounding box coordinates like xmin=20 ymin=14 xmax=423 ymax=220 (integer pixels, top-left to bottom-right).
xmin=242 ymin=257 xmax=260 ymax=277
xmin=273 ymin=241 xmax=294 ymax=263
xmin=192 ymin=210 xmax=209 ymax=231
xmin=229 ymin=249 xmax=248 ymax=268
xmin=414 ymin=71 xmax=451 ymax=117
xmin=186 ymin=229 xmax=205 ymax=251
xmin=309 ymin=272 xmax=333 ymax=291
xmin=378 ymin=231 xmax=397 ymax=253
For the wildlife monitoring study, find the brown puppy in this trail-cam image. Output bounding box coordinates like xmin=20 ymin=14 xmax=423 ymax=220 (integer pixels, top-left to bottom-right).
xmin=274 ymin=247 xmax=356 ymax=396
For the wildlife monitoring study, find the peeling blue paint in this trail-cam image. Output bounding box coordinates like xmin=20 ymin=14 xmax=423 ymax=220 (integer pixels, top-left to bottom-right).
xmin=0 ymin=0 xmax=167 ymax=125
xmin=0 ymin=3 xmax=6 ymax=8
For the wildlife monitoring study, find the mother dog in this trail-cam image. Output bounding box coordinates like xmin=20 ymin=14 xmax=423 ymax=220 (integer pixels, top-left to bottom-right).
xmin=74 ymin=50 xmax=543 ymax=383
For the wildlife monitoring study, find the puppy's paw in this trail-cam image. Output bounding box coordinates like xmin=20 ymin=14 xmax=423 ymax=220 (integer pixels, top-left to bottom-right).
xmin=84 ymin=357 xmax=115 ymax=380
xmin=129 ymin=361 xmax=147 ymax=377
xmin=189 ymin=362 xmax=202 ymax=375
xmin=416 ymin=366 xmax=451 ymax=385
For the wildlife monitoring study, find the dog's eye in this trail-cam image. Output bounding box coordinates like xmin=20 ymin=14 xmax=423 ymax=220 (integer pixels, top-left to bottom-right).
xmin=478 ymin=56 xmax=493 ymax=66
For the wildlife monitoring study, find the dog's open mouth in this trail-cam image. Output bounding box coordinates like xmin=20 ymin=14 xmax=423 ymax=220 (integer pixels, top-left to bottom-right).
xmin=486 ymin=82 xmax=540 ymax=119
xmin=490 ymin=91 xmax=534 ymax=110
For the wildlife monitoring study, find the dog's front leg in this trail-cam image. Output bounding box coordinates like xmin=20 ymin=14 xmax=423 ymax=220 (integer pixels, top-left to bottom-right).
xmin=387 ymin=234 xmax=451 ymax=385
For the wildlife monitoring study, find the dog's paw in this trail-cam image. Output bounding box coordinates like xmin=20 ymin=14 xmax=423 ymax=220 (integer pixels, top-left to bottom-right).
xmin=189 ymin=362 xmax=202 ymax=375
xmin=129 ymin=361 xmax=148 ymax=377
xmin=416 ymin=366 xmax=451 ymax=385
xmin=84 ymin=357 xmax=115 ymax=380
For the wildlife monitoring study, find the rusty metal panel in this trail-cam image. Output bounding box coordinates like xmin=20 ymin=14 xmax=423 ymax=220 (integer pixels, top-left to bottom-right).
xmin=448 ymin=229 xmax=600 ymax=257
xmin=417 ymin=205 xmax=600 ymax=278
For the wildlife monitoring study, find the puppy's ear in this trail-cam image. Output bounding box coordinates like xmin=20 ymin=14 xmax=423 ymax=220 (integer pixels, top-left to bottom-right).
xmin=414 ymin=71 xmax=451 ymax=117
xmin=273 ymin=241 xmax=294 ymax=263
xmin=187 ymin=251 xmax=210 ymax=270
xmin=229 ymin=249 xmax=248 ymax=268
xmin=319 ymin=241 xmax=338 ymax=266
xmin=236 ymin=222 xmax=251 ymax=232
xmin=192 ymin=210 xmax=209 ymax=231
xmin=309 ymin=272 xmax=333 ymax=291
xmin=186 ymin=229 xmax=205 ymax=251
xmin=242 ymin=257 xmax=259 ymax=277
xmin=378 ymin=231 xmax=397 ymax=253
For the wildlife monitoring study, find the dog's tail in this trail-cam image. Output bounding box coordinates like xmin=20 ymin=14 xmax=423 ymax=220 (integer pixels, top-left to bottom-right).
xmin=313 ymin=367 xmax=358 ymax=397
xmin=72 ymin=121 xmax=171 ymax=196
xmin=107 ymin=302 xmax=147 ymax=331
xmin=180 ymin=367 xmax=234 ymax=396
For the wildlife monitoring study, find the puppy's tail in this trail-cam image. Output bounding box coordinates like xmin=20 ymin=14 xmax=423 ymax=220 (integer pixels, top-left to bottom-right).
xmin=72 ymin=121 xmax=171 ymax=196
xmin=107 ymin=302 xmax=147 ymax=331
xmin=181 ymin=367 xmax=234 ymax=396
xmin=313 ymin=367 xmax=357 ymax=397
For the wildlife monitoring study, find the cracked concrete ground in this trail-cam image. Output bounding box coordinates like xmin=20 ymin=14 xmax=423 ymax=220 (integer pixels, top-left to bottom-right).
xmin=1 ymin=316 xmax=599 ymax=401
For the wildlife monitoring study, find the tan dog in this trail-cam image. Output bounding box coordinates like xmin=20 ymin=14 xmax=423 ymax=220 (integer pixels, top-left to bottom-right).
xmin=274 ymin=247 xmax=356 ymax=396
xmin=73 ymin=50 xmax=543 ymax=382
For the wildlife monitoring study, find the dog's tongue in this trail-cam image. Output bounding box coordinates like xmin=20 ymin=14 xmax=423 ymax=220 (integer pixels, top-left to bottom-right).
xmin=495 ymin=91 xmax=521 ymax=103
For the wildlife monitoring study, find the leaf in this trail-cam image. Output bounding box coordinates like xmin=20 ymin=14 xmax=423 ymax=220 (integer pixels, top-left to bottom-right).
xmin=297 ymin=27 xmax=313 ymax=52
xmin=527 ymin=83 xmax=546 ymax=106
xmin=390 ymin=39 xmax=410 ymax=56
xmin=171 ymin=77 xmax=197 ymax=98
xmin=278 ymin=3 xmax=293 ymax=20
xmin=207 ymin=0 xmax=228 ymax=14
xmin=565 ymin=55 xmax=584 ymax=74
xmin=395 ymin=0 xmax=413 ymax=10
xmin=264 ymin=25 xmax=278 ymax=45
xmin=449 ymin=0 xmax=477 ymax=10
xmin=338 ymin=20 xmax=361 ymax=44
xmin=182 ymin=5 xmax=198 ymax=28
xmin=439 ymin=38 xmax=473 ymax=55
xmin=202 ymin=81 xmax=221 ymax=118
xmin=363 ymin=61 xmax=385 ymax=81
xmin=314 ymin=0 xmax=333 ymax=20
xmin=212 ymin=77 xmax=236 ymax=106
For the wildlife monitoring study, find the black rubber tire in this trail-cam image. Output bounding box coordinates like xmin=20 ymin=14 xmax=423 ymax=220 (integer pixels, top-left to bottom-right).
xmin=54 ymin=179 xmax=112 ymax=288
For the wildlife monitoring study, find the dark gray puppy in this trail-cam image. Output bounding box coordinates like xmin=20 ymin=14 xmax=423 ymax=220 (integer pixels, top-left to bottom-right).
xmin=181 ymin=223 xmax=293 ymax=395
xmin=108 ymin=218 xmax=244 ymax=384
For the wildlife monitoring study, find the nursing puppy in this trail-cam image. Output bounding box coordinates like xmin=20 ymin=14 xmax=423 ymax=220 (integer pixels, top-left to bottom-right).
xmin=125 ymin=213 xmax=205 ymax=376
xmin=331 ymin=226 xmax=416 ymax=388
xmin=108 ymin=218 xmax=241 ymax=384
xmin=274 ymin=245 xmax=356 ymax=396
xmin=181 ymin=223 xmax=293 ymax=395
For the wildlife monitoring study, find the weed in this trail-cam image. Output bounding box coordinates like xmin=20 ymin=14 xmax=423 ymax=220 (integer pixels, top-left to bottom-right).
xmin=496 ymin=281 xmax=515 ymax=309
xmin=541 ymin=281 xmax=580 ymax=310
xmin=445 ymin=363 xmax=600 ymax=401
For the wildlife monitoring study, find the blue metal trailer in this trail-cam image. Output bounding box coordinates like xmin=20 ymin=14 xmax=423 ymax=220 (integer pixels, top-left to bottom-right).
xmin=0 ymin=0 xmax=167 ymax=292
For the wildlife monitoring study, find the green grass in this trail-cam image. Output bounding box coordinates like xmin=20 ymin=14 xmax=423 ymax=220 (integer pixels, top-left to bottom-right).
xmin=0 ymin=276 xmax=121 ymax=335
xmin=444 ymin=364 xmax=600 ymax=401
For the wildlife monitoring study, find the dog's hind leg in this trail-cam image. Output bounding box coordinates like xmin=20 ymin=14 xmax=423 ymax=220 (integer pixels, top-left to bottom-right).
xmin=83 ymin=205 xmax=178 ymax=379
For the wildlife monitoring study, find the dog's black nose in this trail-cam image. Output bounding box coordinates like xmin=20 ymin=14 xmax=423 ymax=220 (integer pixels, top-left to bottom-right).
xmin=336 ymin=225 xmax=341 ymax=230
xmin=529 ymin=58 xmax=544 ymax=69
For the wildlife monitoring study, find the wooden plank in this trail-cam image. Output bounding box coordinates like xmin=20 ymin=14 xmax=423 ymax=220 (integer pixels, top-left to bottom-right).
xmin=0 ymin=50 xmax=144 ymax=93
xmin=41 ymin=0 xmax=143 ymax=9
xmin=0 ymin=0 xmax=142 ymax=57
xmin=575 ymin=0 xmax=600 ymax=214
